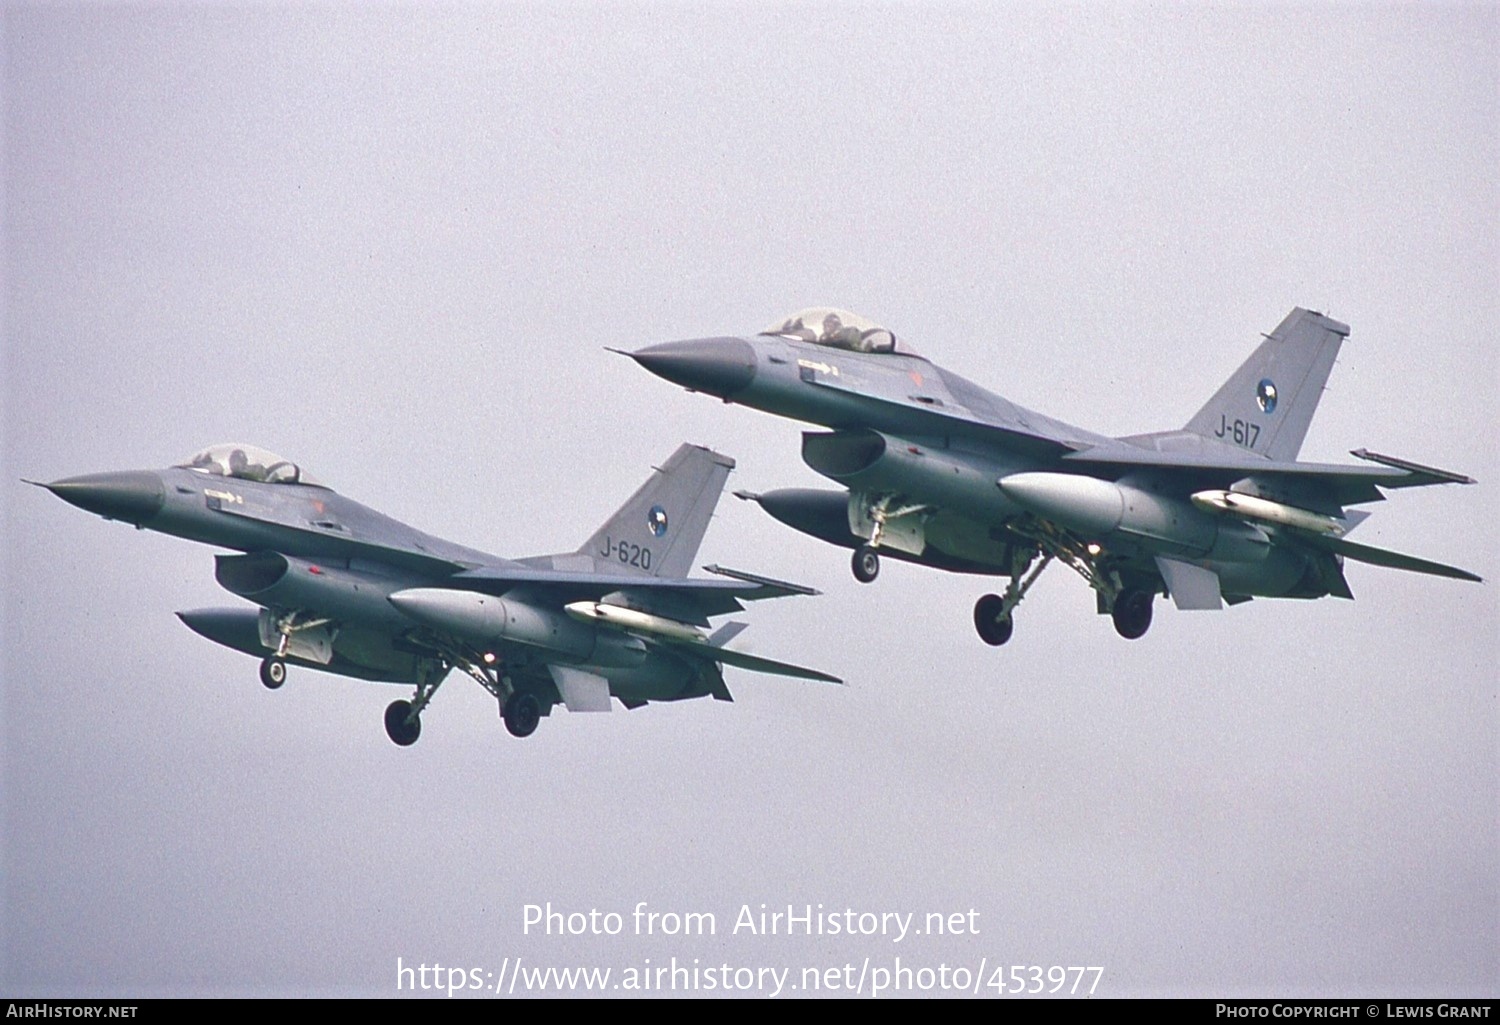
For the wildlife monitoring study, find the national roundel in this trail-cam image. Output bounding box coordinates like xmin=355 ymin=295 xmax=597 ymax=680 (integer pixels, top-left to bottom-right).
xmin=647 ymin=505 xmax=669 ymax=537
xmin=1256 ymin=378 xmax=1278 ymax=414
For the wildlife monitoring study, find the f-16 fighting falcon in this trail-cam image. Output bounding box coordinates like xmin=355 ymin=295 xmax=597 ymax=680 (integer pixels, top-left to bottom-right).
xmin=625 ymin=307 xmax=1479 ymax=646
xmin=33 ymin=443 xmax=838 ymax=744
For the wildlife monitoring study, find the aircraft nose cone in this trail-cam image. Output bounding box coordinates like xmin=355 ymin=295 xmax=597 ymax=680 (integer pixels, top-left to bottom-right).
xmin=41 ymin=471 xmax=166 ymax=524
xmin=629 ymin=337 xmax=757 ymax=397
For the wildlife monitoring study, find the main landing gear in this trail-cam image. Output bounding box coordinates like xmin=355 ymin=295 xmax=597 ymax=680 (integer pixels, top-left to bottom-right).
xmin=256 ymin=609 xmax=552 ymax=746
xmin=970 ymin=546 xmax=1053 ymax=647
xmin=969 ymin=531 xmax=1157 ymax=646
xmin=384 ymin=640 xmax=547 ymax=746
xmin=382 ymin=657 xmax=446 ymax=746
xmin=972 ymin=594 xmax=1014 ymax=646
xmin=259 ymin=656 xmax=286 ymax=690
xmin=502 ymin=692 xmax=541 ymax=738
xmin=1110 ymin=588 xmax=1154 ymax=640
xmin=384 ymin=699 xmax=421 ymax=746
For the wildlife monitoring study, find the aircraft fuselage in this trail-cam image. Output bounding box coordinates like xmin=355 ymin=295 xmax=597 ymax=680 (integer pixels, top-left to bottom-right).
xmin=632 ymin=328 xmax=1339 ymax=613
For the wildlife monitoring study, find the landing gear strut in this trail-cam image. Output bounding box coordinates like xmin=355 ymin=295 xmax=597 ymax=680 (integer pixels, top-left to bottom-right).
xmin=259 ymin=609 xmax=333 ymax=690
xmin=380 ymin=642 xmax=539 ymax=746
xmin=427 ymin=643 xmax=544 ymax=741
xmin=848 ymin=494 xmax=930 ymax=584
xmin=447 ymin=650 xmax=542 ymax=741
xmin=970 ymin=526 xmax=1160 ymax=644
xmin=381 ymin=656 xmax=449 ymax=747
xmin=969 ymin=546 xmax=1051 ymax=646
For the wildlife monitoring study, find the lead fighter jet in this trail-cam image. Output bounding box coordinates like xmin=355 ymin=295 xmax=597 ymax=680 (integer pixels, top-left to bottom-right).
xmin=33 ymin=443 xmax=838 ymax=744
xmin=627 ymin=307 xmax=1479 ymax=645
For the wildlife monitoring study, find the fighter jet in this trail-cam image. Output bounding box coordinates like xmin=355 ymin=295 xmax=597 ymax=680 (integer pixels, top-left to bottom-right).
xmin=33 ymin=443 xmax=838 ymax=744
xmin=626 ymin=307 xmax=1480 ymax=645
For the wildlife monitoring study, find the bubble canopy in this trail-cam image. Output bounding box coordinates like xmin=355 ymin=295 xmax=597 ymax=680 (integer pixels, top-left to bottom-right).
xmin=760 ymin=307 xmax=922 ymax=357
xmin=175 ymin=444 xmax=324 ymax=487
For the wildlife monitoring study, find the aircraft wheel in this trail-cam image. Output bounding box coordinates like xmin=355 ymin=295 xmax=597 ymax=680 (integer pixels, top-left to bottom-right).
xmin=851 ymin=545 xmax=881 ymax=584
xmin=503 ymin=693 xmax=541 ymax=738
xmin=1111 ymin=589 xmax=1154 ymax=640
xmin=973 ymin=594 xmax=1014 ymax=646
xmin=384 ymin=700 xmax=421 ymax=746
xmin=259 ymin=657 xmax=286 ymax=690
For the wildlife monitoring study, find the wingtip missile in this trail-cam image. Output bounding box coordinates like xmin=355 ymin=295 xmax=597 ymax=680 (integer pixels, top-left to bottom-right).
xmin=564 ymin=601 xmax=706 ymax=643
xmin=1191 ymin=489 xmax=1347 ymax=536
xmin=1350 ymin=448 xmax=1477 ymax=485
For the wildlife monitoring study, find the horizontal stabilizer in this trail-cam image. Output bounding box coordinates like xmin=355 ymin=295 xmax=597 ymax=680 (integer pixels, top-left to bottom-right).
xmin=702 ymin=644 xmax=843 ymax=684
xmin=1303 ymin=535 xmax=1481 ymax=583
xmin=651 ymin=630 xmax=841 ymax=684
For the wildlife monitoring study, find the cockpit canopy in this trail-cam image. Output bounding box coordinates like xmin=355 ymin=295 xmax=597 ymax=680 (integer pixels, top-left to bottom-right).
xmin=176 ymin=444 xmax=323 ymax=487
xmin=760 ymin=307 xmax=922 ymax=357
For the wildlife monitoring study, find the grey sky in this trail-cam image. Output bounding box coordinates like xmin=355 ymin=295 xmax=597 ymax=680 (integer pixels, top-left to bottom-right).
xmin=3 ymin=2 xmax=1495 ymax=997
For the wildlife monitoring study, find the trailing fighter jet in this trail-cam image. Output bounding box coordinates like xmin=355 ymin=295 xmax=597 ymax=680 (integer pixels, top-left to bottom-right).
xmin=626 ymin=307 xmax=1480 ymax=645
xmin=32 ymin=443 xmax=838 ymax=744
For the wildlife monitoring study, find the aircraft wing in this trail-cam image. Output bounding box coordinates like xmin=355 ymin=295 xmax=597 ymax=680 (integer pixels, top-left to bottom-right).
xmin=203 ymin=495 xmax=480 ymax=574
xmin=1062 ymin=445 xmax=1475 ymax=506
xmin=449 ymin=565 xmax=819 ymax=618
xmin=799 ymin=374 xmax=1088 ymax=457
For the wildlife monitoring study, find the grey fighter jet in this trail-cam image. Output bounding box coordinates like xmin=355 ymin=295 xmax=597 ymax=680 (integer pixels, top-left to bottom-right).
xmin=627 ymin=307 xmax=1480 ymax=645
xmin=33 ymin=443 xmax=838 ymax=744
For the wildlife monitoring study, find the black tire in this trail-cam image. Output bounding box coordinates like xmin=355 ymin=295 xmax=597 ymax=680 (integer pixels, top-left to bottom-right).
xmin=503 ymin=693 xmax=542 ymax=738
xmin=851 ymin=545 xmax=881 ymax=584
xmin=973 ymin=593 xmax=1014 ymax=646
xmin=259 ymin=657 xmax=286 ymax=690
xmin=1111 ymin=589 xmax=1154 ymax=640
xmin=384 ymin=699 xmax=421 ymax=746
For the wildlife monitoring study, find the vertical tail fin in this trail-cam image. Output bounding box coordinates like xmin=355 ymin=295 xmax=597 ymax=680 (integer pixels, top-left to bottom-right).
xmin=1183 ymin=308 xmax=1349 ymax=460
xmin=576 ymin=444 xmax=734 ymax=579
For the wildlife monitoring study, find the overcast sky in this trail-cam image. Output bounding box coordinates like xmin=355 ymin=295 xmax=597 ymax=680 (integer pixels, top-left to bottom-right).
xmin=3 ymin=2 xmax=1495 ymax=998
